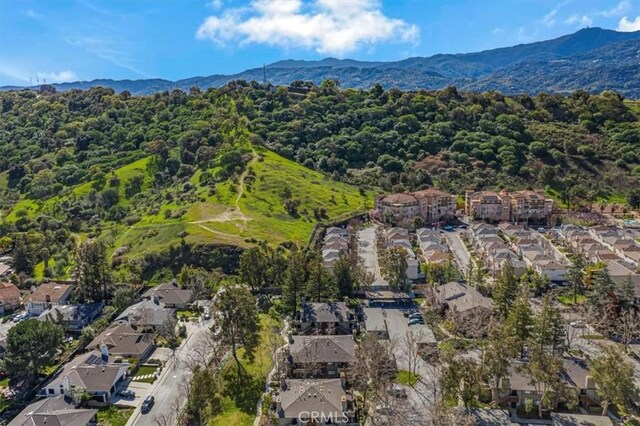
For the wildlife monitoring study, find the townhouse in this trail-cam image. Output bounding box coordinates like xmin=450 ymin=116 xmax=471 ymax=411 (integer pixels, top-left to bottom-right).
xmin=375 ymin=188 xmax=456 ymax=226
xmin=465 ymin=190 xmax=553 ymax=224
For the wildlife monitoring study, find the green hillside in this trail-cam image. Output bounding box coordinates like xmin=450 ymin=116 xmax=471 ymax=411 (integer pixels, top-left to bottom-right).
xmin=3 ymin=147 xmax=371 ymax=261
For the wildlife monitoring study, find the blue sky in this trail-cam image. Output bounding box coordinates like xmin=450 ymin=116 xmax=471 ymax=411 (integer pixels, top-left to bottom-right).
xmin=1 ymin=0 xmax=639 ymax=86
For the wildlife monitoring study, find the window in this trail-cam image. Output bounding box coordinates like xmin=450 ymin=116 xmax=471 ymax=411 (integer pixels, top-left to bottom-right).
xmin=48 ymin=389 xmax=55 ymax=395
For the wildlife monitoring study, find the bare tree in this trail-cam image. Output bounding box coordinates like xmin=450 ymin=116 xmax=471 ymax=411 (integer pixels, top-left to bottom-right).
xmin=618 ymin=310 xmax=640 ymax=352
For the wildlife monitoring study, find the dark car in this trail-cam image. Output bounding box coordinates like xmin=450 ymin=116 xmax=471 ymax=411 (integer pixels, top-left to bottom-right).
xmin=118 ymin=389 xmax=136 ymax=399
xmin=141 ymin=395 xmax=155 ymax=413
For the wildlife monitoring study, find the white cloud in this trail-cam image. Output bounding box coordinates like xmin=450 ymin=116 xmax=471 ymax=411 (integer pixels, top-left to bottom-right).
xmin=542 ymin=8 xmax=558 ymax=27
xmin=599 ymin=0 xmax=631 ymax=18
xmin=196 ymin=0 xmax=419 ymax=56
xmin=618 ymin=15 xmax=640 ymax=31
xmin=25 ymin=9 xmax=43 ymax=19
xmin=36 ymin=70 xmax=78 ymax=83
xmin=492 ymin=27 xmax=505 ymax=35
xmin=565 ymin=14 xmax=592 ymax=27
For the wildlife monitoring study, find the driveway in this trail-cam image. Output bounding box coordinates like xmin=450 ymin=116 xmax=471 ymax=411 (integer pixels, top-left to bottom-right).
xmin=112 ymin=381 xmax=153 ymax=408
xmin=443 ymin=230 xmax=471 ymax=276
xmin=358 ymin=225 xmax=388 ymax=286
xmin=126 ymin=319 xmax=214 ymax=426
xmin=0 ymin=318 xmax=17 ymax=341
xmin=382 ymin=307 xmax=437 ymax=419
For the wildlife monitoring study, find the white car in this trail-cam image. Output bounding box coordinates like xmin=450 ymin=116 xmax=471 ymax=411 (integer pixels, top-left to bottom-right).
xmin=570 ymin=320 xmax=586 ymax=328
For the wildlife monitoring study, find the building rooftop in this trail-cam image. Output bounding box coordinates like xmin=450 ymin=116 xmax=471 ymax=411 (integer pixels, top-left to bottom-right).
xmin=288 ymin=335 xmax=356 ymax=364
xmin=362 ymin=307 xmax=386 ymax=332
xmin=143 ymin=282 xmax=193 ymax=306
xmin=277 ymin=378 xmax=347 ymax=420
xmin=86 ymin=323 xmax=154 ymax=358
xmin=0 ymin=281 xmax=20 ymax=302
xmin=301 ymin=302 xmax=351 ymax=324
xmin=551 ymin=413 xmax=613 ymax=426
xmin=24 ymin=283 xmax=72 ymax=304
xmin=8 ymin=395 xmax=97 ymax=426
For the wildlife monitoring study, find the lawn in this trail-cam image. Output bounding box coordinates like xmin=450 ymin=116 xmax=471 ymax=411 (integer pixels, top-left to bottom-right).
xmin=209 ymin=314 xmax=282 ymax=426
xmin=557 ymin=293 xmax=587 ymax=305
xmin=396 ymin=370 xmax=421 ymax=387
xmin=96 ymin=406 xmax=134 ymax=426
xmin=132 ymin=365 xmax=160 ymax=383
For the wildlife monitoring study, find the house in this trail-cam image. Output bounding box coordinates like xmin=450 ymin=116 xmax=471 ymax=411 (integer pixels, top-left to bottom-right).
xmin=535 ymin=261 xmax=568 ymax=282
xmin=410 ymin=324 xmax=437 ymax=349
xmin=39 ymin=348 xmax=129 ymax=403
xmin=325 ymin=227 xmax=348 ymax=240
xmin=0 ymin=261 xmax=13 ymax=278
xmin=38 ymin=302 xmax=103 ymax=332
xmin=0 ymin=281 xmax=20 ymax=315
xmin=551 ymin=413 xmax=613 ymax=426
xmin=86 ymin=322 xmax=155 ymax=360
xmin=115 ymin=298 xmax=174 ymax=329
xmin=435 ymin=282 xmax=493 ymax=336
xmin=24 ymin=283 xmax=73 ymax=316
xmin=274 ymin=378 xmax=357 ymax=426
xmin=143 ymin=281 xmax=193 ymax=309
xmin=500 ymin=358 xmax=598 ymax=410
xmin=295 ymin=302 xmax=356 ymax=335
xmin=285 ymin=335 xmax=356 ymax=378
xmin=8 ymin=395 xmax=98 ymax=426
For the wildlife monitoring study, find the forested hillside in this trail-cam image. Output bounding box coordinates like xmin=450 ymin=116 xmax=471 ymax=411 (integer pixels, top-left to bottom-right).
xmin=0 ymin=82 xmax=639 ymax=280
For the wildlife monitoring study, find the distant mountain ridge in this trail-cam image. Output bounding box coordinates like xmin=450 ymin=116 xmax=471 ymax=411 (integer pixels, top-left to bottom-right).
xmin=3 ymin=27 xmax=640 ymax=97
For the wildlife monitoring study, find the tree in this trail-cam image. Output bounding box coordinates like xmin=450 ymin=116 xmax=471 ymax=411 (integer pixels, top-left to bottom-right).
xmin=112 ymin=285 xmax=136 ymax=313
xmin=3 ymin=319 xmax=63 ymax=381
xmin=505 ymin=289 xmax=533 ymax=358
xmin=587 ymin=267 xmax=617 ymax=334
xmin=158 ymin=316 xmax=178 ymax=348
xmin=567 ymin=254 xmax=586 ymax=304
xmin=492 ymin=260 xmax=519 ymax=319
xmin=305 ymin=255 xmax=337 ymax=302
xmin=590 ymin=345 xmax=638 ymax=415
xmin=441 ymin=356 xmax=482 ymax=408
xmin=214 ymin=286 xmax=259 ymax=368
xmin=482 ymin=324 xmax=515 ymax=404
xmin=178 ymin=265 xmax=214 ymax=299
xmin=520 ymin=348 xmax=564 ymax=419
xmin=183 ymin=366 xmax=221 ymax=424
xmin=12 ymin=233 xmax=38 ymax=275
xmin=333 ymin=254 xmax=356 ymax=296
xmin=619 ymin=274 xmax=636 ymax=312
xmin=385 ymin=247 xmax=409 ymax=292
xmin=617 ymin=309 xmax=640 ymax=352
xmin=283 ymin=248 xmax=308 ymax=315
xmin=238 ymin=246 xmax=265 ymax=292
xmin=73 ymin=240 xmax=112 ymax=302
xmin=531 ymin=296 xmax=566 ymax=356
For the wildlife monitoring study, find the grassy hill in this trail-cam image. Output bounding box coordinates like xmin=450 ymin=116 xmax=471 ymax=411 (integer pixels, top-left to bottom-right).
xmin=3 ymin=146 xmax=371 ymax=261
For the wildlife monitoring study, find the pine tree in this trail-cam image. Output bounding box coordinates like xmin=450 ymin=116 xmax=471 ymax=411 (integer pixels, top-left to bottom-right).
xmin=505 ymin=289 xmax=533 ymax=358
xmin=492 ymin=259 xmax=519 ymax=319
xmin=532 ymin=295 xmax=566 ymax=356
xmin=620 ymin=274 xmax=636 ymax=312
xmin=73 ymin=240 xmax=112 ymax=303
xmin=283 ymin=248 xmax=308 ymax=316
xmin=567 ymin=254 xmax=586 ymax=304
xmin=385 ymin=247 xmax=409 ymax=292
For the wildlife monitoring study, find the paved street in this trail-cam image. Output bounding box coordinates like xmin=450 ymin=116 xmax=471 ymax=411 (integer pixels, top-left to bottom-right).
xmin=358 ymin=225 xmax=388 ymax=286
xmin=443 ymin=230 xmax=472 ymax=276
xmin=127 ymin=319 xmax=213 ymax=426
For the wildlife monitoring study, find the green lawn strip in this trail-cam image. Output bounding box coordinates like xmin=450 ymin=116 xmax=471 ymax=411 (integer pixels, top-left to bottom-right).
xmin=209 ymin=314 xmax=282 ymax=426
xmin=395 ymin=370 xmax=421 ymax=387
xmin=96 ymin=406 xmax=134 ymax=426
xmin=557 ymin=293 xmax=587 ymax=306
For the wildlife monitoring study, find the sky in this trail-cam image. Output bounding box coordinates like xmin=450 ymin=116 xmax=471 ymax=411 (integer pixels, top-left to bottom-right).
xmin=1 ymin=0 xmax=639 ymax=86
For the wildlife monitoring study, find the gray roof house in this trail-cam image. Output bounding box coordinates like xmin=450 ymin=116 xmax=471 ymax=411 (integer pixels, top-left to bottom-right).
xmin=143 ymin=282 xmax=193 ymax=309
xmin=86 ymin=322 xmax=154 ymax=360
xmin=274 ymin=378 xmax=357 ymax=425
xmin=39 ymin=349 xmax=129 ymax=403
xmin=295 ymin=302 xmax=356 ymax=335
xmin=8 ymin=395 xmax=97 ymax=426
xmin=116 ymin=298 xmax=174 ymax=328
xmin=38 ymin=302 xmax=103 ymax=332
xmin=286 ymin=335 xmax=356 ymax=378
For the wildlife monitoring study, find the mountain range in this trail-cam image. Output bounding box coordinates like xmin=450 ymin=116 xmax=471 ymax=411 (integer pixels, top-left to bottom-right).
xmin=3 ymin=27 xmax=640 ymax=97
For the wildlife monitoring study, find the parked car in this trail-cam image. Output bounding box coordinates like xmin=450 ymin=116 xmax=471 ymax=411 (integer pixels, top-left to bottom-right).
xmin=408 ymin=318 xmax=425 ymax=325
xmin=443 ymin=225 xmax=453 ymax=231
xmin=408 ymin=313 xmax=423 ymax=319
xmin=388 ymin=385 xmax=408 ymax=399
xmin=570 ymin=320 xmax=586 ymax=328
xmin=202 ymin=309 xmax=211 ymax=321
xmin=141 ymin=396 xmax=155 ymax=413
xmin=118 ymin=389 xmax=136 ymax=399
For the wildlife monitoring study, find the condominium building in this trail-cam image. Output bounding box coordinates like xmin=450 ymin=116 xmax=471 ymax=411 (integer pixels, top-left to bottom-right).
xmin=465 ymin=190 xmax=553 ymax=223
xmin=375 ymin=188 xmax=456 ymax=225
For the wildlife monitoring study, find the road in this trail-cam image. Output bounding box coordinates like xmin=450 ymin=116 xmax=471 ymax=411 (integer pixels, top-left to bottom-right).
xmin=357 ymin=225 xmax=388 ymax=286
xmin=443 ymin=230 xmax=472 ymax=276
xmin=127 ymin=320 xmax=213 ymax=426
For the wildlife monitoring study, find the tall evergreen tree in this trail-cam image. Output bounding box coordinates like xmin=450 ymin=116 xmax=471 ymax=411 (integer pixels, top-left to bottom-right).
xmin=567 ymin=254 xmax=586 ymax=304
xmin=492 ymin=259 xmax=519 ymax=319
xmin=619 ymin=274 xmax=636 ymax=312
xmin=73 ymin=240 xmax=112 ymax=302
xmin=385 ymin=246 xmax=409 ymax=292
xmin=505 ymin=289 xmax=533 ymax=358
xmin=283 ymin=248 xmax=308 ymax=316
xmin=532 ymin=295 xmax=566 ymax=356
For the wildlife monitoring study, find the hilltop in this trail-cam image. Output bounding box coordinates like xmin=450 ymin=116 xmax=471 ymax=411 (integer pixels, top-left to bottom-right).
xmin=3 ymin=28 xmax=639 ymax=97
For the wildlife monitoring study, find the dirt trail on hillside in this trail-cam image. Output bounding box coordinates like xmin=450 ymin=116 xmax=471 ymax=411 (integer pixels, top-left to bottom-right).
xmin=188 ymin=151 xmax=257 ymax=234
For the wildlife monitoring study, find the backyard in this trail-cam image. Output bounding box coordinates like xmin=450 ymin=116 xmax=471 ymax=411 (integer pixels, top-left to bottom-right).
xmin=97 ymin=406 xmax=134 ymax=426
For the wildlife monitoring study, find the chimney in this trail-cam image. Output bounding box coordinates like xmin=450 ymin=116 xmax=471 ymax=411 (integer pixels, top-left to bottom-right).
xmin=340 ymin=372 xmax=346 ymax=388
xmin=153 ymin=294 xmax=160 ymax=305
xmin=341 ymin=395 xmax=348 ymax=412
xmin=100 ymin=343 xmax=109 ymax=360
xmin=275 ymin=396 xmax=282 ymax=415
xmin=280 ymin=375 xmax=287 ymax=391
xmin=171 ymin=278 xmax=177 ymax=287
